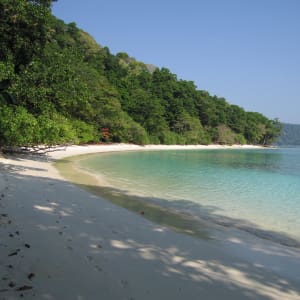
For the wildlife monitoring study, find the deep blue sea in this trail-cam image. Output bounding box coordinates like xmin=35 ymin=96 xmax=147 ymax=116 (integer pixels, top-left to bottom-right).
xmin=78 ymin=148 xmax=300 ymax=242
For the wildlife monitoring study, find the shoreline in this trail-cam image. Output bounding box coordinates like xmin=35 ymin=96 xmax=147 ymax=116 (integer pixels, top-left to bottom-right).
xmin=1 ymin=144 xmax=300 ymax=299
xmin=45 ymin=143 xmax=267 ymax=159
xmin=55 ymin=148 xmax=300 ymax=248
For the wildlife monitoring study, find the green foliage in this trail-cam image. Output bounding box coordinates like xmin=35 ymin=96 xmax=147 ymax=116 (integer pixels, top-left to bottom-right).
xmin=235 ymin=134 xmax=247 ymax=145
xmin=0 ymin=0 xmax=53 ymax=72
xmin=215 ymin=125 xmax=247 ymax=145
xmin=36 ymin=113 xmax=77 ymax=145
xmin=0 ymin=104 xmax=37 ymax=146
xmin=227 ymin=105 xmax=246 ymax=133
xmin=0 ymin=2 xmax=282 ymax=148
xmin=0 ymin=61 xmax=14 ymax=82
xmin=97 ymin=102 xmax=149 ymax=145
xmin=71 ymin=120 xmax=99 ymax=144
xmin=0 ymin=62 xmax=16 ymax=104
xmin=216 ymin=125 xmax=236 ymax=145
xmin=119 ymin=118 xmax=150 ymax=145
xmin=160 ymin=131 xmax=179 ymax=145
xmin=0 ymin=104 xmax=79 ymax=147
xmin=120 ymin=88 xmax=168 ymax=140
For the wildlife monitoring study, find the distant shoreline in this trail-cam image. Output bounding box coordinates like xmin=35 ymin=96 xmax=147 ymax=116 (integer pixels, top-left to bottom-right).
xmin=47 ymin=143 xmax=266 ymax=160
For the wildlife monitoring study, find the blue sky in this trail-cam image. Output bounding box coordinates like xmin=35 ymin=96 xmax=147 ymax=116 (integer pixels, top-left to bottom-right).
xmin=53 ymin=0 xmax=300 ymax=124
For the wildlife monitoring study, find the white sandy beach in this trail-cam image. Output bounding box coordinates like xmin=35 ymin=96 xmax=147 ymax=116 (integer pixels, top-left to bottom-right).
xmin=0 ymin=144 xmax=300 ymax=300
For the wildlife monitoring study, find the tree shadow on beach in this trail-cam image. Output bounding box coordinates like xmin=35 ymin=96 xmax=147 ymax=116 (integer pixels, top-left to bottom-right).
xmin=1 ymin=159 xmax=300 ymax=299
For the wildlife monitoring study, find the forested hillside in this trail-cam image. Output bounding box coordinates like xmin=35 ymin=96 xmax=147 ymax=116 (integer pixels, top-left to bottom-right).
xmin=0 ymin=0 xmax=281 ymax=149
xmin=276 ymin=124 xmax=300 ymax=146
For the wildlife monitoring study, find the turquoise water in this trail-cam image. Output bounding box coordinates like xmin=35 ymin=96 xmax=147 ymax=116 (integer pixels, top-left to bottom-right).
xmin=78 ymin=148 xmax=300 ymax=243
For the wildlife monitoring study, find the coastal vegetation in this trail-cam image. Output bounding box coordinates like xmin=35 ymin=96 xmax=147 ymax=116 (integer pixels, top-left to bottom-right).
xmin=0 ymin=0 xmax=281 ymax=149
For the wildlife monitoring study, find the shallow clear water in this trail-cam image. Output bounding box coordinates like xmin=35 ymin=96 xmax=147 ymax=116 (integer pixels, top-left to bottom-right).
xmin=78 ymin=148 xmax=300 ymax=242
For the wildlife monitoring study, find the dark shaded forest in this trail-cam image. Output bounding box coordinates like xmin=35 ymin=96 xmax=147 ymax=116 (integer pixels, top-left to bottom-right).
xmin=0 ymin=0 xmax=281 ymax=149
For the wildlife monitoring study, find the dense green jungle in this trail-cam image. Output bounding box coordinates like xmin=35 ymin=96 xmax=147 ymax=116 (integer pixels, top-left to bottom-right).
xmin=0 ymin=0 xmax=281 ymax=149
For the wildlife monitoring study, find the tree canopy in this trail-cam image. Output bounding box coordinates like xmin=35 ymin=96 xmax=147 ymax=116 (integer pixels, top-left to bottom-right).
xmin=0 ymin=0 xmax=282 ymax=149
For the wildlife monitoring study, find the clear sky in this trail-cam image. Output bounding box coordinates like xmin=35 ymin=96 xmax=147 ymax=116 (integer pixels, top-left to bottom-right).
xmin=52 ymin=0 xmax=300 ymax=124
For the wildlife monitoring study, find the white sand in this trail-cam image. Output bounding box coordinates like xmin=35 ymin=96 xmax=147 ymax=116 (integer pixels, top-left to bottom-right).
xmin=0 ymin=144 xmax=300 ymax=300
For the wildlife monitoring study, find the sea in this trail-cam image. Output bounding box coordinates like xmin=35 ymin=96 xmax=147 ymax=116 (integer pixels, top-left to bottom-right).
xmin=64 ymin=147 xmax=300 ymax=245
